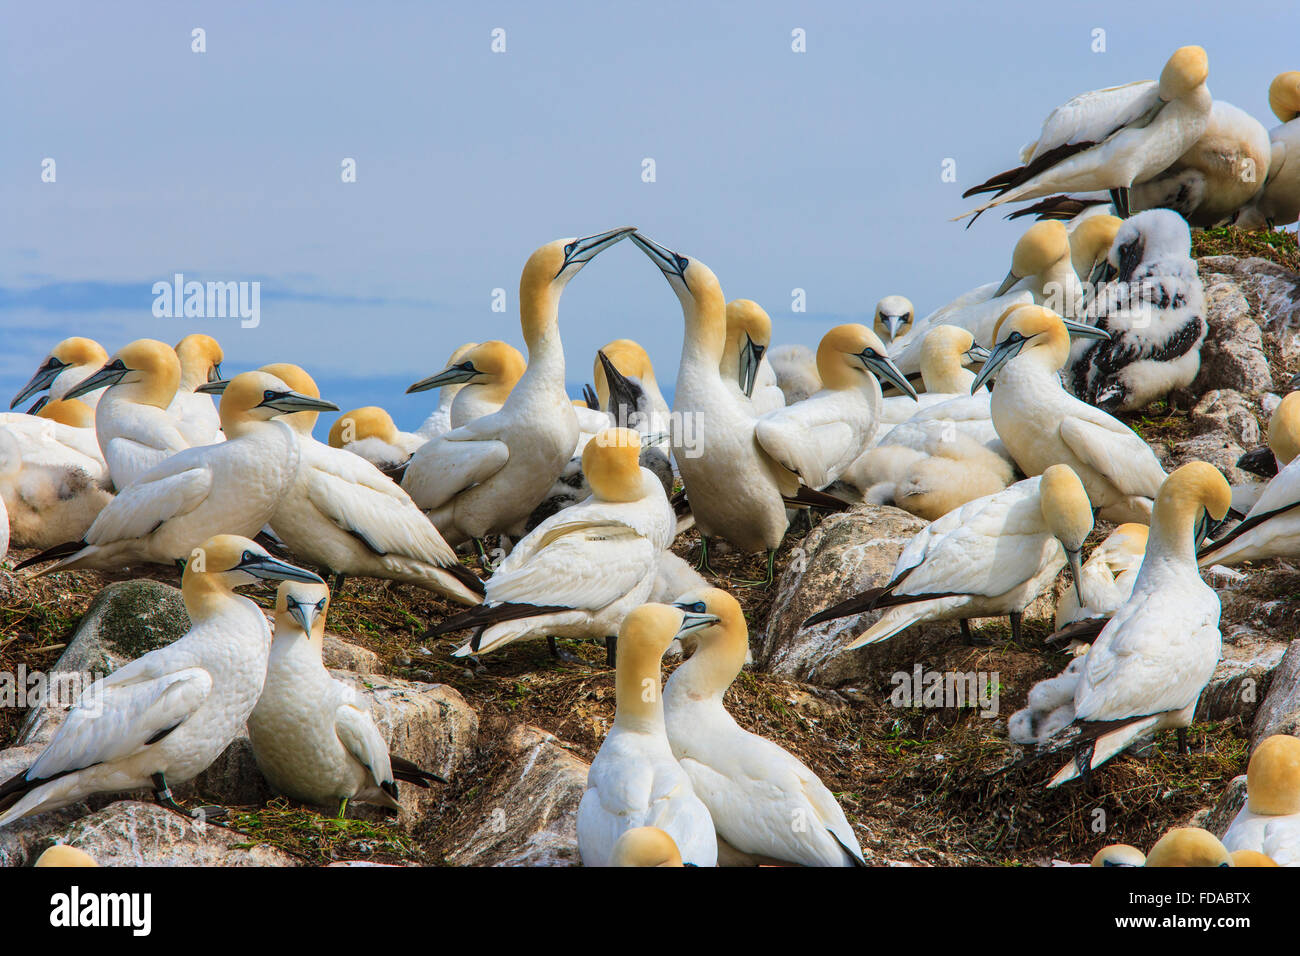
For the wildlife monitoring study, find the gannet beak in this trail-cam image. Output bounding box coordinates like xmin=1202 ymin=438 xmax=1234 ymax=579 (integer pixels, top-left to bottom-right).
xmin=195 ymin=379 xmax=230 ymax=395
xmin=286 ymin=596 xmax=318 ymax=634
xmin=10 ymin=356 xmax=68 ymax=408
xmin=673 ymin=608 xmax=721 ymax=635
xmin=1087 ymin=260 xmax=1118 ymax=291
xmin=407 ymin=362 xmax=478 ymax=393
xmin=640 ymin=431 xmax=670 ymax=445
xmin=859 ymin=349 xmax=918 ymax=400
xmin=964 ymin=343 xmax=992 ymax=364
xmin=883 ymin=314 xmax=904 ymax=342
xmin=1195 ymin=511 xmax=1227 ymax=551
xmin=970 ymin=336 xmax=1026 ymax=393
xmin=1286 ymin=371 xmax=1300 ymax=393
xmin=558 ymin=225 xmax=636 ymax=277
xmin=993 ymin=269 xmax=1020 ymax=298
xmin=64 ymin=359 xmax=131 ymax=400
xmin=1116 ymin=238 xmax=1144 ymax=284
xmin=25 ymin=395 xmax=50 ymax=415
xmin=1065 ymin=548 xmax=1085 ymax=609
xmin=597 ymin=350 xmax=641 ymax=426
xmin=208 ymin=363 xmax=224 ymax=383
xmin=739 ymin=334 xmax=765 ymax=398
xmin=629 ymin=232 xmax=688 ymax=282
xmin=1062 ymin=319 xmax=1110 ymax=341
xmin=258 ymin=390 xmax=341 ymax=414
xmin=237 ymin=551 xmax=325 ymax=584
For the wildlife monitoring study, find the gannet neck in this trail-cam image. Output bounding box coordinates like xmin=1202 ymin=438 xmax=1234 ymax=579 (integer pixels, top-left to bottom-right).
xmin=584 ymin=428 xmax=644 ymax=502
xmin=918 ymin=326 xmax=977 ymax=393
xmin=1245 ymin=734 xmax=1300 ymax=816
xmin=613 ymin=604 xmax=678 ymax=732
xmin=679 ymin=268 xmax=728 ymax=368
xmin=182 ymin=560 xmax=242 ymax=619
xmin=1158 ymin=46 xmax=1209 ymax=103
xmin=259 ymin=363 xmax=321 ymax=435
xmin=1148 ymin=461 xmax=1231 ymax=564
xmin=1039 ymin=465 xmax=1093 ymax=552
xmin=174 ymin=334 xmax=224 ymax=392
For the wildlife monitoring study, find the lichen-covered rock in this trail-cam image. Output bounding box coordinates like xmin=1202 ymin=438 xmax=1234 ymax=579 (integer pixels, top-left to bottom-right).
xmin=1250 ymin=641 xmax=1300 ymax=747
xmin=323 ymin=634 xmax=380 ymax=674
xmin=1163 ymin=432 xmax=1248 ymax=485
xmin=1196 ymin=637 xmax=1288 ymax=722
xmin=1189 ymin=389 xmax=1260 ymax=448
xmin=1192 ymin=274 xmax=1275 ymax=397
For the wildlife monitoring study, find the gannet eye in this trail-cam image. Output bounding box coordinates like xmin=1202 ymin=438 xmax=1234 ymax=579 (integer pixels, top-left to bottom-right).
xmin=241 ymin=550 xmax=255 ymax=564
xmin=1004 ymin=332 xmax=1025 ymax=345
xmin=563 ymin=241 xmax=577 ymax=259
xmin=316 ymin=599 xmax=327 ymax=611
xmin=686 ymin=601 xmax=707 ymax=613
xmin=264 ymin=390 xmax=278 ymax=401
xmin=675 ymin=255 xmax=689 ymax=273
xmin=862 ymin=348 xmax=879 ymax=359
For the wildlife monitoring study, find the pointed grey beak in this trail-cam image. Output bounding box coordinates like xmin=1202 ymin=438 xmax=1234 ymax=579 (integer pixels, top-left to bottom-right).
xmin=964 ymin=343 xmax=991 ymax=365
xmin=640 ymin=431 xmax=670 ymax=445
xmin=859 ymin=350 xmax=918 ymax=400
xmin=208 ymin=363 xmax=224 ymax=383
xmin=597 ymin=349 xmax=642 ymax=426
xmin=629 ymin=232 xmax=688 ymax=281
xmin=11 ymin=356 xmax=68 ymax=408
xmin=739 ymin=334 xmax=765 ymax=398
xmin=196 ymin=379 xmax=230 ymax=394
xmin=259 ymin=390 xmax=340 ymax=415
xmin=558 ymin=226 xmax=636 ymax=276
xmin=286 ymin=596 xmax=318 ymax=634
xmin=881 ymin=314 xmax=908 ymax=342
xmin=1062 ymin=319 xmax=1110 ymax=341
xmin=970 ymin=336 xmax=1027 ymax=393
xmin=64 ymin=359 xmax=129 ymax=401
xmin=674 ymin=610 xmax=721 ymax=636
xmin=993 ymin=269 xmax=1021 ymax=298
xmin=237 ymin=550 xmax=324 ymax=584
xmin=1065 ymin=548 xmax=1085 ymax=610
xmin=25 ymin=395 xmax=50 ymax=415
xmin=407 ymin=362 xmax=478 ymax=394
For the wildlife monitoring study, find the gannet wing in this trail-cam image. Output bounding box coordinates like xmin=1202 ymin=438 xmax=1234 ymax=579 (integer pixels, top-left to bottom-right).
xmin=1027 ymin=81 xmax=1163 ymax=161
xmin=1059 ymin=414 xmax=1166 ymax=498
xmin=401 ymin=433 xmax=510 ymax=512
xmin=334 ymin=700 xmax=395 ymax=788
xmin=755 ymin=410 xmax=857 ymax=490
xmin=83 ymin=451 xmax=213 ymax=544
xmin=486 ymin=524 xmax=655 ymax=610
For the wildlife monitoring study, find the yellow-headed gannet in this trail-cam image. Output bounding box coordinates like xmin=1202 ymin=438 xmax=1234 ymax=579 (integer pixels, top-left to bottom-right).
xmin=1222 ymin=734 xmax=1300 ymax=867
xmin=10 ymin=337 xmax=110 ymax=411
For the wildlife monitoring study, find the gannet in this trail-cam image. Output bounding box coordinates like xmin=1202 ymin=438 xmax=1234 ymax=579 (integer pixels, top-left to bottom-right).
xmin=804 ymin=465 xmax=1093 ymax=646
xmin=592 ymin=339 xmax=671 ymax=435
xmin=1231 ymin=849 xmax=1279 ymax=867
xmin=328 ymin=406 xmax=424 ymax=474
xmin=17 ymin=370 xmax=337 ymax=575
xmin=1067 ymin=213 xmax=1123 ymax=300
xmin=1221 ymin=734 xmax=1300 ymax=867
xmin=0 ymin=535 xmax=322 ymax=826
xmin=874 ymin=295 xmax=914 ymax=344
xmin=610 ymin=826 xmax=685 ymax=866
xmin=1239 ymin=72 xmax=1300 ymax=229
xmin=428 ymin=428 xmax=673 ymax=661
xmin=248 ymin=581 xmax=446 ymax=816
xmin=407 ymin=339 xmax=526 ymax=431
xmin=664 ymin=588 xmax=865 ymax=867
xmin=10 ymin=337 xmax=110 ymax=411
xmin=1054 ymin=522 xmax=1149 ymax=630
xmin=576 ymin=602 xmax=718 ymax=867
xmin=254 ymin=362 xmax=481 ymax=605
xmin=412 ymin=342 xmax=477 ymax=440
xmin=168 ymin=333 xmax=225 ymax=447
xmin=1046 ymin=462 xmax=1230 ymax=788
xmin=972 ymin=305 xmax=1164 ymax=523
xmin=768 ymin=344 xmax=821 ymax=405
xmin=1232 ymin=390 xmax=1300 ymax=512
xmin=1068 ymin=210 xmax=1206 ymax=412
xmin=402 ymin=228 xmax=632 ymax=551
xmin=0 ymin=483 xmax=7 ymax=565
xmin=1144 ymin=828 xmax=1233 ymax=867
xmin=880 ymin=325 xmax=987 ymax=424
xmin=960 ymin=46 xmax=1212 ymax=219
xmin=65 ymin=339 xmax=191 ymax=490
xmin=1091 ymin=844 xmax=1146 ymax=867
xmin=33 ymin=845 xmax=98 ymax=867
xmin=721 ymin=299 xmax=784 ymax=414
xmin=755 ymin=324 xmax=914 ymax=491
xmin=849 ymin=427 xmax=1015 ymax=520
xmin=0 ymin=413 xmax=113 ymax=550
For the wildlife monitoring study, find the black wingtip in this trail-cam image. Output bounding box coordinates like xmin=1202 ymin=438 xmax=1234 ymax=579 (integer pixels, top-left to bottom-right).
xmin=14 ymin=539 xmax=85 ymax=571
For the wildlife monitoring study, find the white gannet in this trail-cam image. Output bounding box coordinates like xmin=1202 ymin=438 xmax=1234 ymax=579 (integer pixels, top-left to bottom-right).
xmin=1091 ymin=844 xmax=1146 ymax=867
xmin=0 ymin=481 xmax=7 ymax=565
xmin=1053 ymin=522 xmax=1149 ymax=630
xmin=972 ymin=305 xmax=1165 ymax=523
xmin=721 ymin=299 xmax=784 ymax=415
xmin=429 ymin=428 xmax=672 ymax=662
xmin=412 ymin=342 xmax=477 ymax=440
xmin=65 ymin=339 xmax=191 ymax=490
xmin=875 ymin=295 xmax=915 ymax=344
xmin=768 ymin=344 xmax=821 ymax=405
xmin=10 ymin=337 xmax=110 ymax=412
xmin=851 ymin=427 xmax=1015 ymax=520
xmin=880 ymin=325 xmax=988 ymax=424
xmin=576 ymin=602 xmax=718 ymax=867
xmin=663 ymin=588 xmax=865 ymax=867
xmin=1222 ymin=735 xmax=1300 ymax=867
xmin=755 ymin=324 xmax=914 ymax=491
xmin=252 ymin=362 xmax=481 ymax=605
xmin=1068 ymin=210 xmax=1206 ymax=412
xmin=16 ymin=370 xmax=337 ymax=575
xmin=328 ymin=406 xmax=424 ymax=475
xmin=1046 ymin=462 xmax=1230 ymax=788
xmin=402 ymin=228 xmax=632 ymax=551
xmin=247 ymin=580 xmax=446 ymax=816
xmin=1145 ymin=828 xmax=1233 ymax=867
xmin=1232 ymin=389 xmax=1300 ymax=513
xmin=407 ymin=339 xmax=526 ymax=431
xmin=1239 ymin=72 xmax=1300 ymax=229
xmin=33 ymin=845 xmax=98 ymax=867
xmin=0 ymin=535 xmax=322 ymax=826
xmin=959 ymin=46 xmax=1212 ymax=220
xmin=804 ymin=465 xmax=1093 ymax=646
xmin=168 ymin=333 xmax=225 ymax=447
xmin=610 ymin=826 xmax=685 ymax=866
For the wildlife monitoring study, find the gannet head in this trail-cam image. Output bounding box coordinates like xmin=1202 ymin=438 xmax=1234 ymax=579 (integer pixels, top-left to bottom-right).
xmin=10 ymin=337 xmax=109 ymax=408
xmin=173 ymin=333 xmax=224 ymax=390
xmin=1109 ymin=209 xmax=1191 ymax=283
xmin=919 ymin=325 xmax=986 ymax=392
xmin=610 ymin=827 xmax=684 ymax=867
xmin=518 ymin=228 xmax=635 ymax=344
xmin=1245 ymin=734 xmax=1300 ymax=816
xmin=275 ymin=578 xmax=331 ymax=645
xmin=817 ymin=324 xmax=916 ymax=398
xmin=583 ymin=427 xmax=644 ymax=502
xmin=671 ymin=587 xmax=743 ymax=667
xmin=874 ymin=295 xmax=914 ymax=343
xmin=1145 ymin=827 xmax=1232 ymax=867
xmin=1090 ymin=844 xmax=1146 ymax=867
xmin=407 ymin=340 xmax=525 ymax=398
xmin=1040 ymin=464 xmax=1094 ymax=606
xmin=1100 ymin=523 xmax=1149 ymax=570
xmin=34 ymin=398 xmax=94 ymax=428
xmin=629 ymin=233 xmax=726 ymax=352
xmin=1069 ymin=215 xmax=1123 ymax=288
xmin=66 ymin=338 xmax=181 ymax=409
xmin=34 ymin=845 xmax=98 ymax=867
xmin=1157 ymin=46 xmax=1209 ymax=102
xmin=1268 ymin=71 xmax=1300 ymax=123
xmin=204 ymin=369 xmax=338 ymax=436
xmin=1154 ymin=460 xmax=1231 ymax=551
xmin=184 ymin=535 xmax=323 ymax=602
xmin=1231 ymin=849 xmax=1279 ymax=867
xmin=972 ymin=306 xmax=1107 ymax=389
xmin=594 ymin=339 xmax=655 ymax=422
xmin=614 ymin=603 xmax=697 ymax=722
xmin=329 ymin=406 xmax=399 ymax=448
xmin=995 ymin=221 xmax=1070 ymax=297
xmin=256 ymin=363 xmax=334 ymax=434
xmin=725 ymin=299 xmax=773 ymax=398
xmin=1268 ymin=392 xmax=1300 ymax=466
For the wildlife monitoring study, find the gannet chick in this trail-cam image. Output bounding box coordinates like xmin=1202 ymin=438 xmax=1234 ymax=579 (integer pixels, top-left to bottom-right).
xmin=664 ymin=588 xmax=865 ymax=866
xmin=1008 ymin=656 xmax=1086 ymax=745
xmin=33 ymin=845 xmax=98 ymax=867
xmin=429 ymin=428 xmax=673 ymax=660
xmin=168 ymin=333 xmax=225 ymax=447
xmin=328 ymin=406 xmax=423 ymax=474
xmin=973 ymin=305 xmax=1164 ymax=523
xmin=721 ymin=299 xmax=784 ymax=414
xmin=0 ymin=421 xmax=112 ymax=550
xmin=610 ymin=826 xmax=684 ymax=866
xmin=576 ymin=602 xmax=718 ymax=867
xmin=881 ymin=325 xmax=986 ymax=424
xmin=888 ymin=437 xmax=1016 ymax=520
xmin=10 ymin=337 xmax=110 ymax=411
xmin=1054 ymin=522 xmax=1149 ymax=630
xmin=1232 ymin=72 xmax=1300 ymax=230
xmin=756 ymin=324 xmax=913 ymax=491
xmin=1145 ymin=828 xmax=1233 ymax=867
xmin=874 ymin=295 xmax=914 ymax=344
xmin=248 ymin=581 xmax=446 ymax=816
xmin=258 ymin=362 xmax=481 ymax=605
xmin=1221 ymin=734 xmax=1300 ymax=867
xmin=407 ymin=339 xmax=526 ymax=431
xmin=412 ymin=342 xmax=478 ymax=440
xmin=960 ymin=46 xmax=1212 ymax=219
xmin=768 ymin=344 xmax=821 ymax=405
xmin=65 ymin=339 xmax=191 ymax=490
xmin=1046 ymin=462 xmax=1231 ymax=789
xmin=0 ymin=535 xmax=322 ymax=826
xmin=1091 ymin=844 xmax=1145 ymax=867
xmin=402 ymin=228 xmax=632 ymax=551
xmin=804 ymin=465 xmax=1093 ymax=647
xmin=17 ymin=370 xmax=337 ymax=575
xmin=593 ymin=339 xmax=671 ymax=435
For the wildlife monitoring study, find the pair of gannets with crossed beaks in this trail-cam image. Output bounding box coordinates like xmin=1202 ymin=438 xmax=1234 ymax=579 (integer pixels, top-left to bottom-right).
xmin=721 ymin=300 xmax=784 ymax=415
xmin=402 ymin=229 xmax=633 ymax=552
xmin=248 ymin=581 xmax=446 ymax=816
xmin=974 ymin=305 xmax=1166 ymax=524
xmin=1044 ymin=462 xmax=1231 ymax=789
xmin=1222 ymin=735 xmax=1300 ymax=867
xmin=1239 ymin=72 xmax=1300 ymax=230
xmin=664 ymin=588 xmax=865 ymax=867
xmin=805 ymin=465 xmax=1094 ymax=647
xmin=577 ymin=602 xmax=718 ymax=867
xmin=10 ymin=337 xmax=111 ymax=412
xmin=428 ymin=428 xmax=672 ymax=661
xmin=0 ymin=535 xmax=322 ymax=827
xmin=15 ymin=370 xmax=337 ymax=576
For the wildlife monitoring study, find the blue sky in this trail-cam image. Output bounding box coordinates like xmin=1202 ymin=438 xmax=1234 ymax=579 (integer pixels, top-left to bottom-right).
xmin=3 ymin=0 xmax=1297 ymax=431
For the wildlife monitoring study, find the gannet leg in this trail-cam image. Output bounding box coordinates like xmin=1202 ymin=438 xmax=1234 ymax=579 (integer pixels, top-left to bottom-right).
xmin=547 ymin=637 xmax=582 ymax=664
xmin=604 ymin=635 xmax=617 ymax=668
xmin=331 ymin=572 xmax=346 ymax=596
xmin=151 ymin=772 xmax=186 ymax=814
xmin=1009 ymin=611 xmax=1023 ymax=643
xmin=696 ymin=536 xmax=715 ymax=575
xmin=473 ymin=538 xmax=493 ymax=571
xmin=1176 ymin=728 xmax=1189 ymax=755
xmin=737 ymin=549 xmax=777 ymax=588
xmin=338 ymin=797 xmax=349 ymax=820
xmin=1109 ymin=187 xmax=1131 ymax=219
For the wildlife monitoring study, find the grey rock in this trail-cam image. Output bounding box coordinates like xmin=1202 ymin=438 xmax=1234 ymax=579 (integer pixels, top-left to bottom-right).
xmin=1192 ymin=274 xmax=1274 ymax=397
xmin=1250 ymin=640 xmax=1300 ymax=747
xmin=1202 ymin=774 xmax=1249 ymax=840
xmin=322 ymin=634 xmax=380 ymax=674
xmin=1189 ymin=389 xmax=1260 ymax=447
